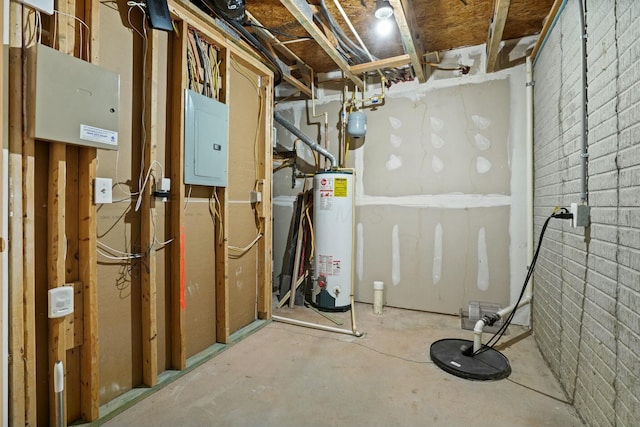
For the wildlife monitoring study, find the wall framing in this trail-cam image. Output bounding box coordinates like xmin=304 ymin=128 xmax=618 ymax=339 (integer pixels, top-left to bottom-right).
xmin=5 ymin=0 xmax=273 ymax=424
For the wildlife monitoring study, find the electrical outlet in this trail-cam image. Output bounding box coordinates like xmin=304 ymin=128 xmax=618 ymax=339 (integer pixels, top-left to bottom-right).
xmin=250 ymin=191 xmax=262 ymax=203
xmin=94 ymin=177 xmax=113 ymax=204
xmin=570 ymin=202 xmax=590 ymax=227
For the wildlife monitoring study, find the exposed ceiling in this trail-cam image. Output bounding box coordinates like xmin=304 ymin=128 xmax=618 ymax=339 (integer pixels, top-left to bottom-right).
xmin=226 ymin=0 xmax=555 ymax=92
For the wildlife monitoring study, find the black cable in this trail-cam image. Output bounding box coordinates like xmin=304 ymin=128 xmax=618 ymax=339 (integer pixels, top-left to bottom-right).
xmin=473 ymin=209 xmax=572 ymax=356
xmin=244 ymin=22 xmax=311 ymax=40
xmin=227 ymin=18 xmax=283 ymax=86
xmin=197 ymin=0 xmax=283 ymax=86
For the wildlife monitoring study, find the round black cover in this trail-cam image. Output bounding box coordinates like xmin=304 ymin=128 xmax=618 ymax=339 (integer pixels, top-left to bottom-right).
xmin=429 ymin=338 xmax=511 ymax=381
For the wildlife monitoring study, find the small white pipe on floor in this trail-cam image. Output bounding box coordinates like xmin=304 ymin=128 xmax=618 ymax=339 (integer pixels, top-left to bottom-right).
xmin=273 ymin=315 xmax=362 ymax=337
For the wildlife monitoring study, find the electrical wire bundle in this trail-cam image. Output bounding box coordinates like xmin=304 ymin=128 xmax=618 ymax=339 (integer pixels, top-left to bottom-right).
xmin=473 ymin=208 xmax=574 ymax=356
xmin=187 ymin=29 xmax=222 ymax=99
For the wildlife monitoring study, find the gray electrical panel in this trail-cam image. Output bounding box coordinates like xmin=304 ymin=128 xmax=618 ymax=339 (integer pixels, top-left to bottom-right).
xmin=184 ymin=89 xmax=229 ymax=187
xmin=27 ymin=43 xmax=120 ymax=150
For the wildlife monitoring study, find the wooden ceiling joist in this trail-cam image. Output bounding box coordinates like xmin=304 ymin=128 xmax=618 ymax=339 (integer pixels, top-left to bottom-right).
xmin=388 ymin=0 xmax=426 ymax=83
xmin=486 ymin=0 xmax=512 ymax=73
xmin=349 ymin=54 xmax=411 ymax=75
xmin=279 ymin=0 xmax=364 ymax=88
xmin=246 ymin=11 xmax=312 ymax=97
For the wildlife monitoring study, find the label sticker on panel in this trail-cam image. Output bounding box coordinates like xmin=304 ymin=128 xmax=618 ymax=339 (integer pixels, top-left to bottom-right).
xmin=80 ymin=124 xmax=118 ymax=146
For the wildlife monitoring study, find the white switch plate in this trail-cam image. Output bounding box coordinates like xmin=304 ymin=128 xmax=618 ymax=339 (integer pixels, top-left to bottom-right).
xmin=94 ymin=177 xmax=112 ymax=204
xmin=48 ymin=286 xmax=74 ymax=318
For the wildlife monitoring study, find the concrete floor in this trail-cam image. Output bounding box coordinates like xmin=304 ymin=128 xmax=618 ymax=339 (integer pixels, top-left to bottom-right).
xmin=102 ymin=303 xmax=584 ymax=427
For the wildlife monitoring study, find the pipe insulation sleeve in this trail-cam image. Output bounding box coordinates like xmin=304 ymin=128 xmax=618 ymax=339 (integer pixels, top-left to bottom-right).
xmin=274 ymin=112 xmax=337 ymax=168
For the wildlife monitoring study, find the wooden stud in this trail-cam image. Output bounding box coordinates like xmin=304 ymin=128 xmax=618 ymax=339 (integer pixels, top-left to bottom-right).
xmin=530 ymin=0 xmax=564 ymax=62
xmin=169 ymin=19 xmax=188 ymax=369
xmin=215 ymin=48 xmax=231 ymax=343
xmin=48 ymin=3 xmax=75 ymax=425
xmin=22 ymin=13 xmax=38 ymax=424
xmin=8 ymin=3 xmax=26 ymax=426
xmin=48 ymin=142 xmax=67 ymax=427
xmin=141 ymin=27 xmax=160 ymax=387
xmin=389 ymin=0 xmax=426 ymax=83
xmin=78 ymin=146 xmax=99 ymax=421
xmin=486 ymin=0 xmax=512 ymax=73
xmin=77 ymin=0 xmax=100 ymax=421
xmin=257 ymin=76 xmax=273 ymax=320
xmin=214 ymin=187 xmax=230 ymax=343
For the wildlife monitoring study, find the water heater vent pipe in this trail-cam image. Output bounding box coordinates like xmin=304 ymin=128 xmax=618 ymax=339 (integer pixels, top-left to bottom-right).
xmin=274 ymin=111 xmax=337 ymax=168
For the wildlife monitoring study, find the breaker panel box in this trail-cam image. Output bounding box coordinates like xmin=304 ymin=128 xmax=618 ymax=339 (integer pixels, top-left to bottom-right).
xmin=27 ymin=43 xmax=120 ymax=150
xmin=184 ymin=89 xmax=229 ymax=187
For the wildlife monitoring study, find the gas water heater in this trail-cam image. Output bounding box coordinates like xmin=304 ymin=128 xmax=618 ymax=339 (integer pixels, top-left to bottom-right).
xmin=312 ymin=170 xmax=355 ymax=311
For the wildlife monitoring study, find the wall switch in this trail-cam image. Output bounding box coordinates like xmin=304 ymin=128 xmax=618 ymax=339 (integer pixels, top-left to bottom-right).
xmin=48 ymin=286 xmax=74 ymax=318
xmin=94 ymin=177 xmax=113 ymax=204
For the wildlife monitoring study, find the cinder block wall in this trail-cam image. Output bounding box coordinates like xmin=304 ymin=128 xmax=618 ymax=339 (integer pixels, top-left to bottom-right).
xmin=533 ymin=1 xmax=640 ymax=426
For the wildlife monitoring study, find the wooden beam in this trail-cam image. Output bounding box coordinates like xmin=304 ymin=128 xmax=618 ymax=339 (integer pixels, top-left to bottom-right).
xmin=389 ymin=0 xmax=426 ymax=82
xmin=283 ymin=75 xmax=312 ymax=98
xmin=21 ymin=8 xmax=38 ymax=423
xmin=350 ymin=54 xmax=411 ymax=75
xmin=279 ymin=0 xmax=364 ymax=89
xmin=246 ymin=11 xmax=312 ymax=97
xmin=169 ymin=19 xmax=187 ymax=369
xmin=215 ymin=49 xmax=231 ymax=343
xmin=257 ymin=77 xmax=273 ymax=320
xmin=78 ymin=147 xmax=98 ymax=422
xmin=141 ymin=28 xmax=160 ymax=387
xmin=530 ymin=0 xmax=564 ymax=62
xmin=78 ymin=0 xmax=100 ymax=421
xmin=22 ymin=106 xmax=38 ymax=427
xmin=47 ymin=15 xmax=75 ymax=427
xmin=48 ymin=143 xmax=67 ymax=427
xmin=486 ymin=0 xmax=512 ymax=73
xmin=215 ymin=186 xmax=230 ymax=343
xmin=8 ymin=3 xmax=26 ymax=426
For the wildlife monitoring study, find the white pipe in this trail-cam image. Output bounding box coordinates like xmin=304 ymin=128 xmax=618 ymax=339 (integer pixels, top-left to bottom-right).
xmin=526 ymin=57 xmax=534 ymax=266
xmin=272 ymin=315 xmax=362 ymax=337
xmin=475 ymin=56 xmax=536 ymax=353
xmin=472 ymin=295 xmax=532 ymax=353
xmin=54 ymin=360 xmax=65 ymax=427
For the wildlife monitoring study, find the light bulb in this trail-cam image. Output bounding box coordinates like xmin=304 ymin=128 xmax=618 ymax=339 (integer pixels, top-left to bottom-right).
xmin=375 ymin=0 xmax=393 ymax=20
xmin=376 ymin=18 xmax=393 ymax=36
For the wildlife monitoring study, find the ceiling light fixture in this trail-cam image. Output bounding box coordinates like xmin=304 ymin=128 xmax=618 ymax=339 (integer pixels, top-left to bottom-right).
xmin=374 ymin=0 xmax=393 ymax=20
